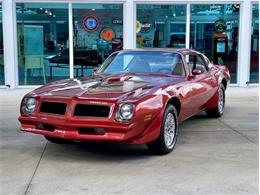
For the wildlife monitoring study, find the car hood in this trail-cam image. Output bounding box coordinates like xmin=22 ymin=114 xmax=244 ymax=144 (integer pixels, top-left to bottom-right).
xmin=30 ymin=73 xmax=183 ymax=102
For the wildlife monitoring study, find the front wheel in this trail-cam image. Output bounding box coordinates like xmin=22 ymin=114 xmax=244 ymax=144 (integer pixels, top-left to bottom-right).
xmin=147 ymin=105 xmax=178 ymax=155
xmin=206 ymin=84 xmax=225 ymax=117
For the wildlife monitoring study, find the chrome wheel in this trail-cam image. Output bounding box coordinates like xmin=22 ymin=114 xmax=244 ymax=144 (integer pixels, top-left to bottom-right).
xmin=218 ymin=87 xmax=224 ymax=114
xmin=147 ymin=105 xmax=178 ymax=155
xmin=164 ymin=113 xmax=176 ymax=149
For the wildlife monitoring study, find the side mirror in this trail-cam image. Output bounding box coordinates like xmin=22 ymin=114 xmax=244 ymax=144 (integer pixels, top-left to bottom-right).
xmin=192 ymin=69 xmax=202 ymax=75
xmin=187 ymin=69 xmax=202 ymax=80
xmin=92 ymin=67 xmax=98 ymax=75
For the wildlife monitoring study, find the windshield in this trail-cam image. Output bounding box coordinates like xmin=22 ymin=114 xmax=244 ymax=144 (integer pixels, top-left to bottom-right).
xmin=97 ymin=51 xmax=185 ymax=75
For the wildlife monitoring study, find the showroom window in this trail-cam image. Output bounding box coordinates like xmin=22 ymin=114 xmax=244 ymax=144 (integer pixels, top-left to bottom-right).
xmin=136 ymin=4 xmax=186 ymax=48
xmin=16 ymin=3 xmax=69 ymax=85
xmin=72 ymin=4 xmax=123 ymax=77
xmin=190 ymin=4 xmax=240 ymax=83
xmin=0 ymin=3 xmax=4 ymax=85
xmin=250 ymin=4 xmax=259 ymax=83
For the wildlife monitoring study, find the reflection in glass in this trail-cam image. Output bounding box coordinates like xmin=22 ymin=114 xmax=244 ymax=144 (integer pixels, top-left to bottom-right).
xmin=250 ymin=4 xmax=259 ymax=83
xmin=0 ymin=4 xmax=4 ymax=85
xmin=190 ymin=4 xmax=240 ymax=83
xmin=16 ymin=3 xmax=69 ymax=85
xmin=136 ymin=4 xmax=186 ymax=48
xmin=72 ymin=4 xmax=123 ymax=77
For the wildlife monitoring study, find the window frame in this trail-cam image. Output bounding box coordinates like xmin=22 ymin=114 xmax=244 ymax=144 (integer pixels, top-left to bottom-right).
xmin=195 ymin=54 xmax=209 ymax=73
xmin=173 ymin=53 xmax=188 ymax=76
xmin=185 ymin=52 xmax=209 ymax=75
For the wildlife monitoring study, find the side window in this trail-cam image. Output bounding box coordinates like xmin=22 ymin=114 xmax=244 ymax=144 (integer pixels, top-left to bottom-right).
xmin=195 ymin=55 xmax=207 ymax=73
xmin=172 ymin=55 xmax=186 ymax=76
xmin=185 ymin=55 xmax=196 ymax=73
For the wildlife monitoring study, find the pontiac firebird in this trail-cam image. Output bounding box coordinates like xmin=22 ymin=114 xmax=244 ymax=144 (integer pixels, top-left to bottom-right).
xmin=19 ymin=49 xmax=230 ymax=154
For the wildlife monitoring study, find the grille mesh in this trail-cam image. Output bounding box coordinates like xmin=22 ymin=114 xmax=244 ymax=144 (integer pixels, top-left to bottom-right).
xmin=40 ymin=102 xmax=67 ymax=115
xmin=73 ymin=104 xmax=110 ymax=117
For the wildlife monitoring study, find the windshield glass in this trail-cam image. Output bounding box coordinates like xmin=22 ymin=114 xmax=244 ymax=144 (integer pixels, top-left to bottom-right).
xmin=98 ymin=51 xmax=185 ymax=75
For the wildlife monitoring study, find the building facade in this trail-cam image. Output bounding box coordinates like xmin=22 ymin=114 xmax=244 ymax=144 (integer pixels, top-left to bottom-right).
xmin=0 ymin=0 xmax=259 ymax=88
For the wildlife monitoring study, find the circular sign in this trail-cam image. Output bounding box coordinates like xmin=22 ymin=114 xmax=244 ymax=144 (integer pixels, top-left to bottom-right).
xmin=140 ymin=21 xmax=151 ymax=33
xmin=136 ymin=20 xmax=141 ymax=33
xmin=82 ymin=15 xmax=99 ymax=32
xmin=215 ymin=19 xmax=227 ymax=33
xmin=100 ymin=28 xmax=115 ymax=41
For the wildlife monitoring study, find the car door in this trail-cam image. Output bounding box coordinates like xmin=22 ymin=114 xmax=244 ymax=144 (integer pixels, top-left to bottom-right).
xmin=193 ymin=54 xmax=218 ymax=104
xmin=184 ymin=53 xmax=211 ymax=113
xmin=173 ymin=54 xmax=203 ymax=120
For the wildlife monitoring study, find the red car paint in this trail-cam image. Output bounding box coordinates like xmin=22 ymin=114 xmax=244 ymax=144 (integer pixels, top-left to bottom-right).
xmin=18 ymin=49 xmax=230 ymax=144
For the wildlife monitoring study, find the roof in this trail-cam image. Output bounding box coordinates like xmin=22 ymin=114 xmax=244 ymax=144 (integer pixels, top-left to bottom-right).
xmin=118 ymin=48 xmax=200 ymax=55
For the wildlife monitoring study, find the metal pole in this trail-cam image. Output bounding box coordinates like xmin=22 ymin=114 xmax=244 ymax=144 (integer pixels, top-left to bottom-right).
xmin=68 ymin=2 xmax=74 ymax=79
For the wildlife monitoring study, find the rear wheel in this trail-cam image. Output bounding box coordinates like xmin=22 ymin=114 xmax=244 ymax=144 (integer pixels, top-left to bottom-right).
xmin=44 ymin=136 xmax=72 ymax=144
xmin=147 ymin=105 xmax=178 ymax=155
xmin=206 ymin=84 xmax=225 ymax=117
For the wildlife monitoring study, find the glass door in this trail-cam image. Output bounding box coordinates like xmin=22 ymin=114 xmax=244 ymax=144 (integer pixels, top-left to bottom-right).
xmin=72 ymin=4 xmax=123 ymax=77
xmin=16 ymin=3 xmax=69 ymax=85
xmin=136 ymin=4 xmax=186 ymax=48
xmin=250 ymin=4 xmax=259 ymax=83
xmin=190 ymin=4 xmax=240 ymax=83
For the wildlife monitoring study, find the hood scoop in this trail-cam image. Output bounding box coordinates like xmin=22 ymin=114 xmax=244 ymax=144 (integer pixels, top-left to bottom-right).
xmin=104 ymin=75 xmax=132 ymax=84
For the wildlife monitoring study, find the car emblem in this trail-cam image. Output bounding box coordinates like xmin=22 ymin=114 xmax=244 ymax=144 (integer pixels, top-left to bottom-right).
xmin=67 ymin=106 xmax=73 ymax=112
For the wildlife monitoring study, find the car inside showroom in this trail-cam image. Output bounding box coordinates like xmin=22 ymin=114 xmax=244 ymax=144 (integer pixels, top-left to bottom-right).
xmin=0 ymin=0 xmax=259 ymax=194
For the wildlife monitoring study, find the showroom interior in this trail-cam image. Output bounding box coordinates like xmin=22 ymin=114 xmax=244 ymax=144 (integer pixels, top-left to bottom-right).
xmin=0 ymin=0 xmax=258 ymax=88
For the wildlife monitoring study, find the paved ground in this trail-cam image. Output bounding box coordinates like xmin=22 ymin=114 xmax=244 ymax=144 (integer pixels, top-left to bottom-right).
xmin=0 ymin=87 xmax=258 ymax=195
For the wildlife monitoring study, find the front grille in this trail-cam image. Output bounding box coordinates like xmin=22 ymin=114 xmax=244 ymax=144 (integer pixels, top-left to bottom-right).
xmin=40 ymin=102 xmax=67 ymax=115
xmin=73 ymin=104 xmax=110 ymax=117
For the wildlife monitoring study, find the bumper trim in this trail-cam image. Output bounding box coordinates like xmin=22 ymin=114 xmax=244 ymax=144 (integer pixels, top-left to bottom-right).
xmin=21 ymin=124 xmax=126 ymax=141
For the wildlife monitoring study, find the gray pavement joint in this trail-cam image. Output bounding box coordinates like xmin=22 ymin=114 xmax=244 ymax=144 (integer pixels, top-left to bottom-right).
xmin=24 ymin=142 xmax=48 ymax=195
xmin=218 ymin=119 xmax=257 ymax=145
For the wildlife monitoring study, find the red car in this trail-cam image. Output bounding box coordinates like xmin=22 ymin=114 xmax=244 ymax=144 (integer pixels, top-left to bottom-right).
xmin=19 ymin=49 xmax=230 ymax=154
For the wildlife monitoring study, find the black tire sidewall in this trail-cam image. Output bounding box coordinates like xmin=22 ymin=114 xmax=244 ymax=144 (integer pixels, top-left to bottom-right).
xmin=217 ymin=84 xmax=225 ymax=115
xmin=159 ymin=105 xmax=178 ymax=153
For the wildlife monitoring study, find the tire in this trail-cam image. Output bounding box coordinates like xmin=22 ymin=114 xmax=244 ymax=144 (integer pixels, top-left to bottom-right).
xmin=44 ymin=136 xmax=72 ymax=144
xmin=147 ymin=104 xmax=178 ymax=155
xmin=206 ymin=84 xmax=225 ymax=118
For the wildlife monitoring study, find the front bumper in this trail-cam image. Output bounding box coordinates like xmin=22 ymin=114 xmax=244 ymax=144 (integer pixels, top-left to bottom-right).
xmin=19 ymin=95 xmax=163 ymax=144
xmin=19 ymin=113 xmax=140 ymax=142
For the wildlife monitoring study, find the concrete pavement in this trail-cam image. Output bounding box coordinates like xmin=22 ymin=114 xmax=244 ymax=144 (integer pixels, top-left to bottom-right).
xmin=0 ymin=87 xmax=258 ymax=195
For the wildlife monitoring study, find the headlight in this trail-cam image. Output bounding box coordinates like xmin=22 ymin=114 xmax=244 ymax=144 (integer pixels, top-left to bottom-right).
xmin=116 ymin=103 xmax=134 ymax=121
xmin=21 ymin=98 xmax=36 ymax=114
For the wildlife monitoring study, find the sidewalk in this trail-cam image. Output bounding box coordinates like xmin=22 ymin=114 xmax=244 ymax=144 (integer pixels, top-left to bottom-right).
xmin=0 ymin=86 xmax=258 ymax=195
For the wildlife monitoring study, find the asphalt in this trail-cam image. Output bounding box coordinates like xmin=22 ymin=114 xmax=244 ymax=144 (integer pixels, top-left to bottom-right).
xmin=0 ymin=87 xmax=258 ymax=195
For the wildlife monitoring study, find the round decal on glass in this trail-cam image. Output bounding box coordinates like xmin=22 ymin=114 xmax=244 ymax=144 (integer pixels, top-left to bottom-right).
xmin=82 ymin=15 xmax=99 ymax=32
xmin=215 ymin=19 xmax=227 ymax=33
xmin=100 ymin=28 xmax=115 ymax=41
xmin=136 ymin=20 xmax=141 ymax=33
xmin=140 ymin=21 xmax=151 ymax=33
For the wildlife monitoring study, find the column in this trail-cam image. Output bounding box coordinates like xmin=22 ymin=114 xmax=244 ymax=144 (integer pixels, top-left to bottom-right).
xmin=237 ymin=0 xmax=252 ymax=86
xmin=123 ymin=0 xmax=135 ymax=49
xmin=3 ymin=0 xmax=17 ymax=88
